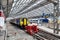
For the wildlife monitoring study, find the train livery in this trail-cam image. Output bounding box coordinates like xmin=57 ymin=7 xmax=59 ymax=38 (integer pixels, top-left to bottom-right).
xmin=29 ymin=18 xmax=54 ymax=24
xmin=10 ymin=18 xmax=30 ymax=29
xmin=10 ymin=18 xmax=39 ymax=35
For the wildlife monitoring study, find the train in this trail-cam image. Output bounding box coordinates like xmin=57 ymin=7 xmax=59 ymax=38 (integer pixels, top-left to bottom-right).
xmin=10 ymin=18 xmax=52 ymax=28
xmin=29 ymin=17 xmax=54 ymax=24
xmin=10 ymin=18 xmax=29 ymax=28
xmin=10 ymin=17 xmax=54 ymax=35
xmin=10 ymin=18 xmax=39 ymax=35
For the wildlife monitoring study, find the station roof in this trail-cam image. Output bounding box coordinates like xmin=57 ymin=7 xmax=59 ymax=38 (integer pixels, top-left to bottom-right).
xmin=6 ymin=0 xmax=60 ymax=20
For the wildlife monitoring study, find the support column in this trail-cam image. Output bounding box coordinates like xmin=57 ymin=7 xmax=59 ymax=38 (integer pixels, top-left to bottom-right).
xmin=7 ymin=0 xmax=9 ymax=17
xmin=0 ymin=0 xmax=2 ymax=9
xmin=53 ymin=0 xmax=59 ymax=34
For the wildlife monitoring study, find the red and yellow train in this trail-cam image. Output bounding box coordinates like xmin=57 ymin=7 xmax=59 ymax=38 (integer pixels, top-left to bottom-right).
xmin=10 ymin=18 xmax=38 ymax=35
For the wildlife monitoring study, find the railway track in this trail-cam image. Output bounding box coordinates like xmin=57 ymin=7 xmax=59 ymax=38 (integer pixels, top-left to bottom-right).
xmin=10 ymin=22 xmax=60 ymax=40
xmin=33 ymin=29 xmax=60 ymax=40
xmin=33 ymin=34 xmax=47 ymax=40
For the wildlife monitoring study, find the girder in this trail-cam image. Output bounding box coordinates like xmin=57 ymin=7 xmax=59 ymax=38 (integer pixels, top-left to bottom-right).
xmin=7 ymin=0 xmax=58 ymax=20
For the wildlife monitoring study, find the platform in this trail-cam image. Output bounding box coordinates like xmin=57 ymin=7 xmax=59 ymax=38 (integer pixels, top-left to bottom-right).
xmin=0 ymin=23 xmax=7 ymax=40
xmin=37 ymin=24 xmax=60 ymax=37
xmin=6 ymin=22 xmax=36 ymax=40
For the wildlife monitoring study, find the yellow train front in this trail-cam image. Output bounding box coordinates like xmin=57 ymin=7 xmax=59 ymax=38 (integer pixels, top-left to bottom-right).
xmin=10 ymin=18 xmax=30 ymax=29
xmin=19 ymin=18 xmax=29 ymax=29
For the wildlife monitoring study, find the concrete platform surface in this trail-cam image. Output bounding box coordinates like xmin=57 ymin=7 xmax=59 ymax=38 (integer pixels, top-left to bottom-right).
xmin=6 ymin=22 xmax=36 ymax=40
xmin=38 ymin=24 xmax=60 ymax=37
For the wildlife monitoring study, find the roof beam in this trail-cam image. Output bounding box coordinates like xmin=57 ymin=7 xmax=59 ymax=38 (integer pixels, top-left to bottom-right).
xmin=10 ymin=0 xmax=50 ymax=16
xmin=47 ymin=0 xmax=58 ymax=5
xmin=9 ymin=0 xmax=57 ymax=19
